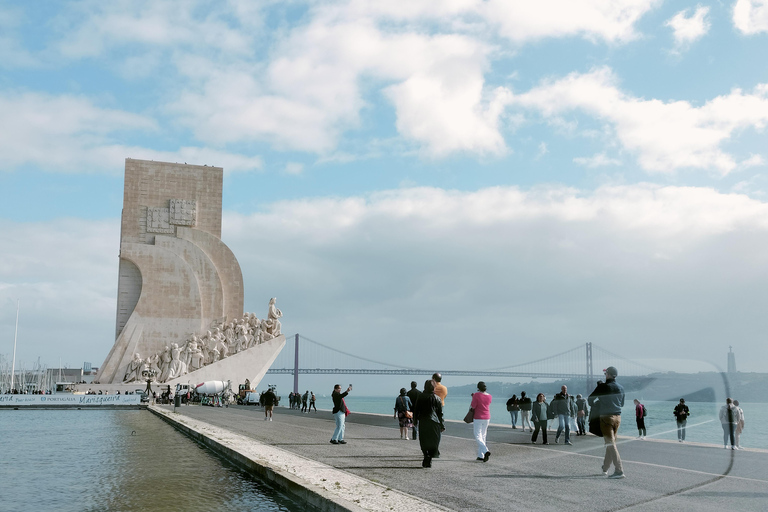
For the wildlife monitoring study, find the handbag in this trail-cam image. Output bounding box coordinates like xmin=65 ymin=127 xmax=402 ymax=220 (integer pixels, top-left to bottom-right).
xmin=400 ymin=397 xmax=413 ymax=418
xmin=463 ymin=407 xmax=475 ymax=423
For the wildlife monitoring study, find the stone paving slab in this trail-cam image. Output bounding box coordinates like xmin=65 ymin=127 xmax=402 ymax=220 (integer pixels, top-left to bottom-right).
xmin=154 ymin=404 xmax=768 ymax=512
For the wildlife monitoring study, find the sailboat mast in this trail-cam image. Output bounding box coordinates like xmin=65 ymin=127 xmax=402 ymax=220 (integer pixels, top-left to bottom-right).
xmin=10 ymin=299 xmax=19 ymax=392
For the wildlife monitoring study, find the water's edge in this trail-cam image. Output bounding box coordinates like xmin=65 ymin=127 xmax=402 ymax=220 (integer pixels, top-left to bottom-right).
xmin=148 ymin=406 xmax=356 ymax=512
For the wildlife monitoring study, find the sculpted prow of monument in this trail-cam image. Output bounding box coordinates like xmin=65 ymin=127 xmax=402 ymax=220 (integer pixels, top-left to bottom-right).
xmin=96 ymin=159 xmax=285 ymax=388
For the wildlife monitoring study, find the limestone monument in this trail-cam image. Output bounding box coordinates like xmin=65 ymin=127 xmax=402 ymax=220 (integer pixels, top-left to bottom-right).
xmin=96 ymin=159 xmax=285 ymax=387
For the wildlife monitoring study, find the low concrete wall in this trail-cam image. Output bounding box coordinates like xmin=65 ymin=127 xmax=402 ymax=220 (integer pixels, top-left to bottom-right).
xmin=149 ymin=406 xmax=365 ymax=512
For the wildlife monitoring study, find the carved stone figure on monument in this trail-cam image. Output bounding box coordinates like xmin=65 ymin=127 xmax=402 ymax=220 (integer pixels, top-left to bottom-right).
xmin=265 ymin=298 xmax=282 ymax=337
xmin=182 ymin=337 xmax=196 ymax=368
xmin=159 ymin=346 xmax=172 ymax=382
xmin=224 ymin=322 xmax=235 ymax=347
xmin=236 ymin=320 xmax=253 ymax=353
xmin=168 ymin=343 xmax=188 ymax=379
xmin=188 ymin=341 xmax=204 ymax=371
xmin=215 ymin=333 xmax=229 ymax=361
xmin=261 ymin=318 xmax=274 ymax=341
xmin=123 ymin=353 xmax=143 ymax=382
xmin=146 ymin=353 xmax=161 ymax=380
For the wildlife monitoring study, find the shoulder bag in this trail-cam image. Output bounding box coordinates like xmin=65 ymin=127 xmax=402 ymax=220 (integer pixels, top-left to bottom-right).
xmin=401 ymin=397 xmax=413 ymax=418
xmin=463 ymin=407 xmax=475 ymax=423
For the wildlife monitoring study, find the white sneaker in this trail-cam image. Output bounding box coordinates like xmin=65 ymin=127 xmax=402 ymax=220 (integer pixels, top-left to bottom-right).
xmin=264 ymin=417 xmax=268 ymax=421
xmin=269 ymin=417 xmax=272 ymax=421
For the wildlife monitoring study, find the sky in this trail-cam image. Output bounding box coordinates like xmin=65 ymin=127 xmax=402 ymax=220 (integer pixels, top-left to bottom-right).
xmin=1 ymin=0 xmax=768 ymax=393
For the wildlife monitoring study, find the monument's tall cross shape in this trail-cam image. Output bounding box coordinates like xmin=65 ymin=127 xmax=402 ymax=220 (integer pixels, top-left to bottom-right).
xmin=96 ymin=159 xmax=244 ymax=384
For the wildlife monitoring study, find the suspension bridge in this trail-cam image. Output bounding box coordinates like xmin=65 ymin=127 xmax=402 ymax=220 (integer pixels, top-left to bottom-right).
xmin=267 ymin=334 xmax=661 ymax=393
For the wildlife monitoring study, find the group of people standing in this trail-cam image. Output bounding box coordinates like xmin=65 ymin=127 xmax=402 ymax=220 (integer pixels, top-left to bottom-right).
xmin=522 ymin=386 xmax=591 ymax=445
xmin=508 ymin=367 xmax=627 ymax=478
xmin=673 ymin=397 xmax=746 ymax=449
xmin=391 ymin=374 xmax=448 ymax=467
xmin=288 ymin=390 xmax=316 ymax=412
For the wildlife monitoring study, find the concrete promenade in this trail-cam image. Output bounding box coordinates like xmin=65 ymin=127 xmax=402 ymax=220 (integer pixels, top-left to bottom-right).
xmin=152 ymin=404 xmax=768 ymax=512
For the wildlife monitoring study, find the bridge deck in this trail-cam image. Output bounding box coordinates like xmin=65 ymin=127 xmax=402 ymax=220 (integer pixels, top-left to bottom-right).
xmin=155 ymin=404 xmax=767 ymax=512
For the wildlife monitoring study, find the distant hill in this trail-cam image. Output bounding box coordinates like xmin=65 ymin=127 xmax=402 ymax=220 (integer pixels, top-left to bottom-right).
xmin=447 ymin=372 xmax=766 ymax=403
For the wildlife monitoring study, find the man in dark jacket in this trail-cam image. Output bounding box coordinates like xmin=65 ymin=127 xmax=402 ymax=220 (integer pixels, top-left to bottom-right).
xmin=552 ymin=385 xmax=573 ymax=445
xmin=674 ymin=398 xmax=690 ymax=442
xmin=262 ymin=386 xmax=277 ymax=421
xmin=406 ymin=381 xmax=422 ymax=440
xmin=330 ymin=384 xmax=352 ymax=444
xmin=588 ymin=366 xmax=625 ymax=479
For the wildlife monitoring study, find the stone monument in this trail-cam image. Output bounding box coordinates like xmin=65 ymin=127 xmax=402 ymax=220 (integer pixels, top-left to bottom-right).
xmin=96 ymin=159 xmax=284 ymax=386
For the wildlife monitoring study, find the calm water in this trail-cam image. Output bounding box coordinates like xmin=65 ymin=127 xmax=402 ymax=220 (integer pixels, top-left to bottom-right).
xmin=327 ymin=396 xmax=766 ymax=449
xmin=0 ymin=409 xmax=305 ymax=512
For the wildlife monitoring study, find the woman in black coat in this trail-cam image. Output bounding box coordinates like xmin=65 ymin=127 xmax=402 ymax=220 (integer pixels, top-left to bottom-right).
xmin=414 ymin=379 xmax=445 ymax=468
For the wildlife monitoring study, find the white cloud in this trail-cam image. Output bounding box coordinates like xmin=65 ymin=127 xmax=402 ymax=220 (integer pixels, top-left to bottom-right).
xmin=35 ymin=1 xmax=661 ymax=158
xmin=6 ymin=183 xmax=768 ymax=372
xmin=53 ymin=0 xmax=259 ymax=59
xmin=733 ymin=0 xmax=768 ymax=34
xmin=0 ymin=218 xmax=119 ymax=367
xmin=666 ymin=6 xmax=711 ymax=50
xmin=221 ymin=183 xmax=768 ymax=371
xmin=0 ymin=92 xmax=262 ymax=174
xmin=512 ymin=67 xmax=768 ymax=174
xmin=283 ymin=162 xmax=305 ymax=175
xmin=573 ymin=153 xmax=622 ymax=168
xmin=482 ymin=0 xmax=662 ymax=44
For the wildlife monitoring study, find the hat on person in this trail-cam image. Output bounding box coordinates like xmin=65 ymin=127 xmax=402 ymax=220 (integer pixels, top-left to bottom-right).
xmin=603 ymin=366 xmax=618 ymax=377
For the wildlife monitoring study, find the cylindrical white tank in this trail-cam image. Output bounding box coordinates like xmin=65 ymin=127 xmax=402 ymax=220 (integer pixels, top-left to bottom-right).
xmin=194 ymin=380 xmax=228 ymax=395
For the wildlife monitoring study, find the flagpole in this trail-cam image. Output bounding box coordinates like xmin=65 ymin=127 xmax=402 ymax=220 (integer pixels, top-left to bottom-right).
xmin=10 ymin=299 xmax=19 ymax=392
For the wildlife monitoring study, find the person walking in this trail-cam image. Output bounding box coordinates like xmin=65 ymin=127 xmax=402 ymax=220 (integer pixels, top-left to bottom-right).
xmin=719 ymin=398 xmax=739 ymax=449
xmin=530 ymin=393 xmax=549 ymax=445
xmin=415 ymin=379 xmax=444 ymax=468
xmin=588 ymin=366 xmax=626 ymax=479
xmin=394 ymin=388 xmax=413 ymax=440
xmin=552 ymin=386 xmax=572 ymax=445
xmin=470 ymin=381 xmax=492 ymax=462
xmin=308 ymin=391 xmax=317 ymax=412
xmin=262 ymin=386 xmax=277 ymax=421
xmin=519 ymin=391 xmax=533 ymax=432
xmin=330 ymin=384 xmax=352 ymax=444
xmin=576 ymin=394 xmax=588 ymax=435
xmin=302 ymin=390 xmax=309 ymax=413
xmin=432 ymin=373 xmax=447 ymax=406
xmin=506 ymin=394 xmax=520 ymax=428
xmin=406 ymin=381 xmax=422 ymax=441
xmin=673 ymin=398 xmax=690 ymax=442
xmin=568 ymin=396 xmax=578 ymax=433
xmin=634 ymin=399 xmax=647 ymax=439
xmin=734 ymin=399 xmax=745 ymax=449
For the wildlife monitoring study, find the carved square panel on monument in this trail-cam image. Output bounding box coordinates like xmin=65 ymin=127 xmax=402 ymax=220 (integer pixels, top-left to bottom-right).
xmin=170 ymin=199 xmax=197 ymax=226
xmin=146 ymin=207 xmax=174 ymax=234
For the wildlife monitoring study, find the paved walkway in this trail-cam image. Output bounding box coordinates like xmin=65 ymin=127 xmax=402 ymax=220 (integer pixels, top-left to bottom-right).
xmin=155 ymin=404 xmax=768 ymax=512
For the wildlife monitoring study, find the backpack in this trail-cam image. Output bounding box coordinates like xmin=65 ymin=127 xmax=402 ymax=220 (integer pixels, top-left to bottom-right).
xmin=642 ymin=405 xmax=648 ymax=417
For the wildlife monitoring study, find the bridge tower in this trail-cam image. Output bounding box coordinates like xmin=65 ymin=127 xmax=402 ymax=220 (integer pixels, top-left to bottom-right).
xmin=586 ymin=342 xmax=593 ymax=395
xmin=293 ymin=334 xmax=300 ymax=394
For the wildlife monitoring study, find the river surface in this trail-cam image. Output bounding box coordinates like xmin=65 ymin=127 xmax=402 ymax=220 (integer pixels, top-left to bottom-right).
xmin=0 ymin=409 xmax=306 ymax=512
xmin=324 ymin=396 xmax=766 ymax=449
